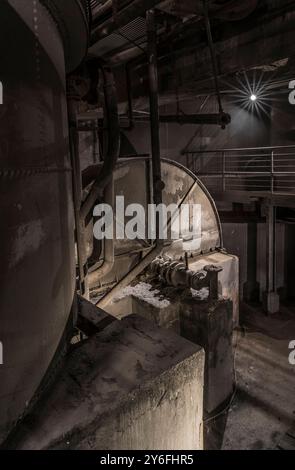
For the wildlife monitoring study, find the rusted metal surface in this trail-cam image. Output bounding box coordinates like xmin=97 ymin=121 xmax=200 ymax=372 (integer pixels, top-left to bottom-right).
xmin=150 ymin=257 xmax=222 ymax=301
xmin=188 ymin=252 xmax=239 ymax=326
xmin=87 ymin=157 xmax=222 ymax=297
xmin=0 ymin=0 xmax=88 ymax=444
xmin=40 ymin=0 xmax=90 ymax=72
xmin=67 ymin=80 xmax=89 ymax=299
xmin=92 ymin=14 xmax=167 ymax=302
xmin=81 ymin=65 xmax=121 ymax=221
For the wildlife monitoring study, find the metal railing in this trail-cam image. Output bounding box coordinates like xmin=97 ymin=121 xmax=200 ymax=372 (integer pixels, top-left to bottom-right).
xmin=184 ymin=145 xmax=295 ymax=196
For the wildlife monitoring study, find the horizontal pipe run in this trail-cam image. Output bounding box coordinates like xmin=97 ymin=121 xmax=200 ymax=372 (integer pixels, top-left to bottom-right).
xmin=159 ymin=112 xmax=231 ymax=126
xmin=119 ymin=112 xmax=231 ymax=126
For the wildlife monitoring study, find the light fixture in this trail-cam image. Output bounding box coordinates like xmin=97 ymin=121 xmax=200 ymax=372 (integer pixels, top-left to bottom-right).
xmin=224 ymin=71 xmax=276 ymax=117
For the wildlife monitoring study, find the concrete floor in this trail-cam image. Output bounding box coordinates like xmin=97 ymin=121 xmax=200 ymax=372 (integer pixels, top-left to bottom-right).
xmin=222 ymin=302 xmax=295 ymax=450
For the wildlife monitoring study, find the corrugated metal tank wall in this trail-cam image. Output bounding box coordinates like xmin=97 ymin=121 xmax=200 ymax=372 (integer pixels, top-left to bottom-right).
xmin=0 ymin=0 xmax=88 ymax=444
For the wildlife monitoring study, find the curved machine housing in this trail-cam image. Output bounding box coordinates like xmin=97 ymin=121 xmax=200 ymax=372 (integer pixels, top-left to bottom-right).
xmin=86 ymin=157 xmax=222 ymax=291
xmin=83 ymin=157 xmax=238 ymax=322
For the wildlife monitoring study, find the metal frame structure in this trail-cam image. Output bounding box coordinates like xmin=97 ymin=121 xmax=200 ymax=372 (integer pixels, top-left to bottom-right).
xmin=184 ymin=145 xmax=295 ymax=197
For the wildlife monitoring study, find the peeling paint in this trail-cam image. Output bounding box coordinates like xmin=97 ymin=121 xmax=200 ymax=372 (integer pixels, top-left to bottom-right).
xmin=10 ymin=220 xmax=45 ymax=268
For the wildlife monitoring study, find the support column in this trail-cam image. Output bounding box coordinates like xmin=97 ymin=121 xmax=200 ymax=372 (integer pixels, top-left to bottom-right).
xmin=285 ymin=224 xmax=295 ymax=300
xmin=243 ymin=222 xmax=260 ymax=302
xmin=263 ymin=204 xmax=280 ymax=314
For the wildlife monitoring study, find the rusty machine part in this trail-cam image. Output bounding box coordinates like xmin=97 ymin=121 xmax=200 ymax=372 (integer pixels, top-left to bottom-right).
xmin=83 ymin=157 xmax=222 ymax=305
xmin=151 ymin=257 xmax=222 ymax=300
xmin=0 ymin=0 xmax=90 ymax=445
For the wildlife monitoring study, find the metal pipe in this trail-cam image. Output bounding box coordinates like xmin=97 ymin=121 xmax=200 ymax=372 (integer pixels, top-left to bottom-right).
xmin=107 ymin=45 xmax=144 ymax=66
xmin=159 ymin=112 xmax=231 ymax=126
xmin=150 ymin=258 xmax=222 ymax=301
xmin=96 ymin=8 xmax=164 ymax=310
xmin=125 ymin=63 xmax=135 ymax=130
xmin=91 ymin=0 xmax=112 ymax=20
xmin=80 ymin=65 xmax=120 ymax=289
xmin=88 ymin=175 xmax=115 ymax=287
xmin=81 ymin=65 xmax=121 ymax=221
xmin=147 ymin=8 xmax=164 ymax=208
xmin=203 ymin=0 xmax=223 ymax=115
xmin=91 ymin=0 xmax=162 ymax=45
xmin=67 ymin=81 xmax=89 ymax=298
xmin=121 ymin=112 xmax=231 ymax=126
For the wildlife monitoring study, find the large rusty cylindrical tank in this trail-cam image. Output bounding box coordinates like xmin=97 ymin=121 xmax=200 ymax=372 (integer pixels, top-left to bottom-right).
xmin=0 ymin=0 xmax=89 ymax=444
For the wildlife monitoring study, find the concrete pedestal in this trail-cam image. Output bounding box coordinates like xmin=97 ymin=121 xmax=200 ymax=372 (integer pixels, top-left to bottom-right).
xmin=108 ymin=289 xmax=234 ymax=415
xmin=9 ymin=315 xmax=204 ymax=450
xmin=263 ymin=291 xmax=280 ymax=315
xmin=179 ymin=298 xmax=234 ymax=415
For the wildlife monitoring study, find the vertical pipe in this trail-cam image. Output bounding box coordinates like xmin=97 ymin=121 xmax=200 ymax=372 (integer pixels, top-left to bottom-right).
xmin=271 ymin=150 xmax=274 ymax=193
xmin=203 ymin=0 xmax=223 ymax=115
xmin=67 ymin=83 xmax=89 ymax=298
xmin=126 ymin=63 xmax=134 ymax=130
xmin=222 ymin=151 xmax=226 ymax=192
xmin=146 ymin=9 xmax=163 ymax=210
xmin=80 ymin=65 xmax=120 ymax=221
xmin=88 ymin=176 xmax=115 ymax=287
xmin=96 ymin=9 xmax=165 ymax=310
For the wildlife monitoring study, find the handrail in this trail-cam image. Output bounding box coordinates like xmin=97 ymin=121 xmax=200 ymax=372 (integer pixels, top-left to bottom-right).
xmin=183 ymin=145 xmax=295 ymax=196
xmin=184 ymin=144 xmax=295 ymax=154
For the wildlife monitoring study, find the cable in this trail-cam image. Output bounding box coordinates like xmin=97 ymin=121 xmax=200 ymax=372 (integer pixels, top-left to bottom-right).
xmin=203 ymin=0 xmax=223 ymax=114
xmin=203 ymin=327 xmax=240 ymax=424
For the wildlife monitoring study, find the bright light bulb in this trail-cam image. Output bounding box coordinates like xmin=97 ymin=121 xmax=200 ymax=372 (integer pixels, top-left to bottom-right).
xmin=250 ymin=94 xmax=257 ymax=101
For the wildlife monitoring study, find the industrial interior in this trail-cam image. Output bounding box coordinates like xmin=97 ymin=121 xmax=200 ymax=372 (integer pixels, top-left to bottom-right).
xmin=1 ymin=0 xmax=295 ymax=451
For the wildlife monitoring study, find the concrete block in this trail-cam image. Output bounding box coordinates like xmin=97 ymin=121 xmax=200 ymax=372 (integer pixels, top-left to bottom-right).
xmin=105 ymin=283 xmax=180 ymax=330
xmin=179 ymin=299 xmax=234 ymax=415
xmin=263 ymin=291 xmax=280 ymax=315
xmin=106 ymin=280 xmax=234 ymax=416
xmin=11 ymin=315 xmax=204 ymax=450
xmin=132 ymin=296 xmax=180 ymax=332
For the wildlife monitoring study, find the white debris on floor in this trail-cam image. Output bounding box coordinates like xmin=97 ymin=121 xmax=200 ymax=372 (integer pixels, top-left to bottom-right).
xmin=113 ymin=282 xmax=171 ymax=309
